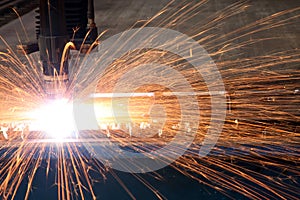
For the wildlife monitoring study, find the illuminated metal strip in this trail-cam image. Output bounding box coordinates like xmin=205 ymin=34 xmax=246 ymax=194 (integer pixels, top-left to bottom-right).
xmin=91 ymin=91 xmax=227 ymax=98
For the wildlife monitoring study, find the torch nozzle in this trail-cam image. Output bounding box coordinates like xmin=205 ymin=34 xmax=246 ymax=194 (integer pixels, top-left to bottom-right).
xmin=44 ymin=77 xmax=69 ymax=99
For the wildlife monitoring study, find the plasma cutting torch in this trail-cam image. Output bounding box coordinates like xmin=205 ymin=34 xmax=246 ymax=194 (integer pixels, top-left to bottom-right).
xmin=37 ymin=0 xmax=97 ymax=96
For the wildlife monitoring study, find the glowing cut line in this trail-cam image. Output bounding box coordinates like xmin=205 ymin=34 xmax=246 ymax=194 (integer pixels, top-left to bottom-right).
xmin=91 ymin=91 xmax=228 ymax=98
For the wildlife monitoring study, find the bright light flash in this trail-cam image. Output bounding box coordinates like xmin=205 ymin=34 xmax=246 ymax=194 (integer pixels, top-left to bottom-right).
xmin=29 ymin=98 xmax=77 ymax=140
